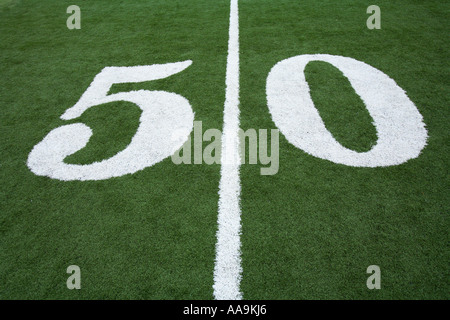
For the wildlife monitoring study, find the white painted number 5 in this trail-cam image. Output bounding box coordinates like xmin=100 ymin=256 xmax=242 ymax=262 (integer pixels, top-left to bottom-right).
xmin=28 ymin=61 xmax=194 ymax=181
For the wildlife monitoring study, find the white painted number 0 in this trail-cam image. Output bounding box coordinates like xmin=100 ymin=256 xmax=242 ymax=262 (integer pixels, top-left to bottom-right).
xmin=266 ymin=54 xmax=427 ymax=167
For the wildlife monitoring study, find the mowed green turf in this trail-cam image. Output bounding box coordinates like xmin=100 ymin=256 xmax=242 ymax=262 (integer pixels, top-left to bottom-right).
xmin=239 ymin=0 xmax=449 ymax=299
xmin=0 ymin=0 xmax=449 ymax=299
xmin=0 ymin=0 xmax=230 ymax=299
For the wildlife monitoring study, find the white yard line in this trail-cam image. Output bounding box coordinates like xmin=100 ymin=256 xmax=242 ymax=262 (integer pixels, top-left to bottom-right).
xmin=213 ymin=0 xmax=243 ymax=300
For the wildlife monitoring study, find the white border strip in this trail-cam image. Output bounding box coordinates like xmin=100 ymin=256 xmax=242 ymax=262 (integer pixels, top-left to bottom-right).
xmin=213 ymin=0 xmax=243 ymax=300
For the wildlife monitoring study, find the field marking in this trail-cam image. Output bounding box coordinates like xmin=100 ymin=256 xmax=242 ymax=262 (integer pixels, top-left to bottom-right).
xmin=213 ymin=0 xmax=243 ymax=300
xmin=27 ymin=62 xmax=194 ymax=181
xmin=266 ymin=54 xmax=428 ymax=167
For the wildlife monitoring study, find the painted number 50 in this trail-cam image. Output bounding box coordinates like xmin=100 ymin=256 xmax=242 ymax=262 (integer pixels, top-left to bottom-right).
xmin=28 ymin=55 xmax=428 ymax=180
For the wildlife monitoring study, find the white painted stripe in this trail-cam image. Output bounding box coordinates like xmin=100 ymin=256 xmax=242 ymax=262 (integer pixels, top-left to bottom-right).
xmin=213 ymin=0 xmax=243 ymax=300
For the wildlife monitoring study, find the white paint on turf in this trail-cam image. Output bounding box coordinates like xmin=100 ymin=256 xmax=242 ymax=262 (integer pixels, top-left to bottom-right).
xmin=27 ymin=61 xmax=194 ymax=180
xmin=213 ymin=0 xmax=243 ymax=300
xmin=266 ymin=54 xmax=428 ymax=167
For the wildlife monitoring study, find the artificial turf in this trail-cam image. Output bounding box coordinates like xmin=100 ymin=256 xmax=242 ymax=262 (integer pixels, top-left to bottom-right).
xmin=0 ymin=0 xmax=448 ymax=299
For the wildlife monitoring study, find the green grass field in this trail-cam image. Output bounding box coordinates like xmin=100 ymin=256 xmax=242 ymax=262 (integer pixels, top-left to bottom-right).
xmin=1 ymin=0 xmax=448 ymax=300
